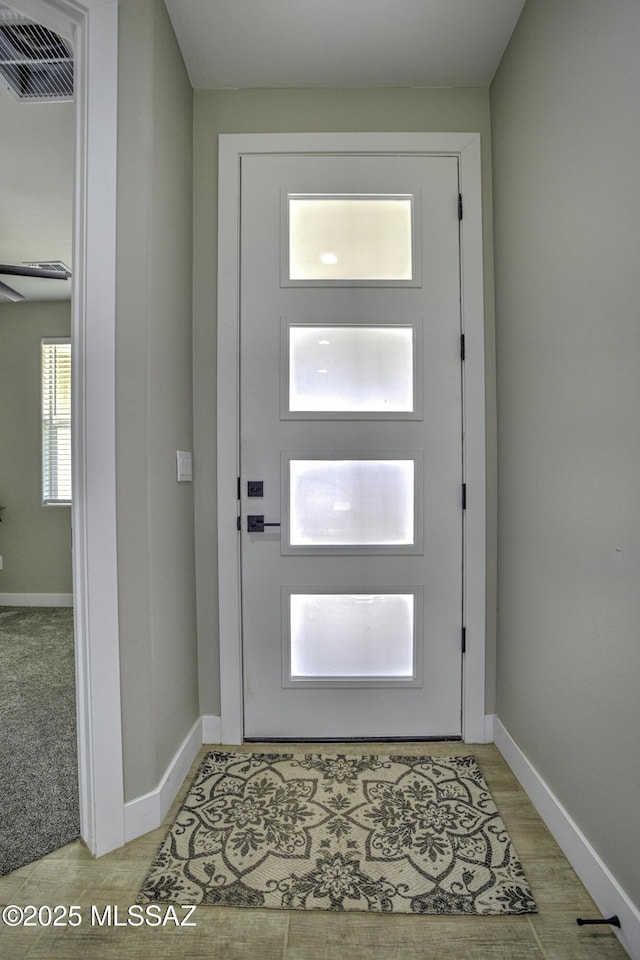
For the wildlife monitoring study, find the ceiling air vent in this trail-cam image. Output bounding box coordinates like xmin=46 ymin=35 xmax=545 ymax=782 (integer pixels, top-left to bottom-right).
xmin=0 ymin=7 xmax=73 ymax=101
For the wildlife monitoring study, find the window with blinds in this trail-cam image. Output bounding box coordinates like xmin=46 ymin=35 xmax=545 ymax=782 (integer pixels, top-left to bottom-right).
xmin=42 ymin=338 xmax=72 ymax=504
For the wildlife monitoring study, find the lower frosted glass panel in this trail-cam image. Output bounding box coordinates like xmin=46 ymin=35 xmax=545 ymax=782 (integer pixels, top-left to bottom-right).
xmin=288 ymin=325 xmax=414 ymax=413
xmin=289 ymin=459 xmax=415 ymax=546
xmin=290 ymin=593 xmax=415 ymax=678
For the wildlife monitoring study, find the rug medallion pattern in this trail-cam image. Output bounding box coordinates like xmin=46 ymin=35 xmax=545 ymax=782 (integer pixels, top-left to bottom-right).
xmin=140 ymin=752 xmax=536 ymax=915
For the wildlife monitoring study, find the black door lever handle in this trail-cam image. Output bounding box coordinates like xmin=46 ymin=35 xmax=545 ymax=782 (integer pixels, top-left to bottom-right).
xmin=247 ymin=515 xmax=281 ymax=533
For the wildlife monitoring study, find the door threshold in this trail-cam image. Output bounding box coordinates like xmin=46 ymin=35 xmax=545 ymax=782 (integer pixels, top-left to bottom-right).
xmin=243 ymin=736 xmax=463 ymax=744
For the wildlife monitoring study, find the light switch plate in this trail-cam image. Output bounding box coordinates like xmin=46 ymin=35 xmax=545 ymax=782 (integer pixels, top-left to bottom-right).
xmin=176 ymin=450 xmax=193 ymax=482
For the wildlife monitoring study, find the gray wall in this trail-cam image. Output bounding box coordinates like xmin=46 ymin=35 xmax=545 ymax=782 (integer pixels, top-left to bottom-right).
xmin=0 ymin=301 xmax=72 ymax=595
xmin=193 ymin=87 xmax=497 ymax=717
xmin=491 ymin=0 xmax=640 ymax=908
xmin=116 ymin=0 xmax=199 ymax=802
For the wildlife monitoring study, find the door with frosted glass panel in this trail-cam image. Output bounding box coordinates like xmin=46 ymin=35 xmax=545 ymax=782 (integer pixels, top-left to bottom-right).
xmin=240 ymin=153 xmax=463 ymax=739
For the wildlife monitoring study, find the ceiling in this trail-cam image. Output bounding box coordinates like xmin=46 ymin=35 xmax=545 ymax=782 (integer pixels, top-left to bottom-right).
xmin=0 ymin=0 xmax=526 ymax=304
xmin=163 ymin=0 xmax=526 ymax=89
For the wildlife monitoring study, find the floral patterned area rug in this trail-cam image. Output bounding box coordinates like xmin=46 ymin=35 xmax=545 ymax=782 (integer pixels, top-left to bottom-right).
xmin=139 ymin=751 xmax=536 ymax=915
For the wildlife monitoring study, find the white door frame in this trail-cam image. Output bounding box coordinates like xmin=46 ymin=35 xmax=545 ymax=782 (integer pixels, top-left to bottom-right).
xmin=218 ymin=132 xmax=486 ymax=744
xmin=9 ymin=0 xmax=125 ymax=855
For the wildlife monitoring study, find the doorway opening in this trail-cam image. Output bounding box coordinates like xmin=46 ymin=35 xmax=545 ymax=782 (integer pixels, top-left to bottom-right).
xmin=0 ymin=3 xmax=77 ymax=875
xmin=0 ymin=0 xmax=123 ymax=860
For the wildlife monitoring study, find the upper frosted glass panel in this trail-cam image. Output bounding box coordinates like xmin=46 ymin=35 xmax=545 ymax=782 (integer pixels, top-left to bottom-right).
xmin=289 ymin=325 xmax=414 ymax=413
xmin=289 ymin=458 xmax=414 ymax=546
xmin=290 ymin=593 xmax=415 ymax=678
xmin=289 ymin=196 xmax=413 ymax=281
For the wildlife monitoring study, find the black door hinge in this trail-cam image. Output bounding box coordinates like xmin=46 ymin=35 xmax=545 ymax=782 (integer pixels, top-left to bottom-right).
xmin=460 ymin=333 xmax=466 ymax=361
xmin=462 ymin=627 xmax=467 ymax=654
xmin=237 ymin=516 xmax=241 ymax=531
xmin=462 ymin=483 xmax=467 ymax=510
xmin=458 ymin=193 xmax=463 ymax=221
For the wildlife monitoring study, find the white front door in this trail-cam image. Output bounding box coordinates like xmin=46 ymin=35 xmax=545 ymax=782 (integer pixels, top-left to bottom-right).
xmin=239 ymin=152 xmax=464 ymax=740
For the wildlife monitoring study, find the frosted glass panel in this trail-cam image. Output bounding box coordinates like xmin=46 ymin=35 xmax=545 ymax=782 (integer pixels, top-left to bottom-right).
xmin=290 ymin=459 xmax=414 ymax=546
xmin=289 ymin=196 xmax=413 ymax=280
xmin=289 ymin=325 xmax=414 ymax=413
xmin=290 ymin=594 xmax=415 ymax=678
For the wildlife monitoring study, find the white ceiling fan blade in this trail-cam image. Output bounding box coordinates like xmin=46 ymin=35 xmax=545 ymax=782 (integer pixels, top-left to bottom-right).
xmin=0 ymin=278 xmax=26 ymax=302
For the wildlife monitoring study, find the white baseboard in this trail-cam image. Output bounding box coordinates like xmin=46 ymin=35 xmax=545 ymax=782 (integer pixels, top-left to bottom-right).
xmin=201 ymin=714 xmax=222 ymax=744
xmin=494 ymin=716 xmax=640 ymax=960
xmin=0 ymin=592 xmax=73 ymax=607
xmin=124 ymin=717 xmax=202 ymax=843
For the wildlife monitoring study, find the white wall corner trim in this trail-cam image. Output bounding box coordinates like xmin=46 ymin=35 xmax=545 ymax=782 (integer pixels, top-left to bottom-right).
xmin=124 ymin=718 xmax=202 ymax=843
xmin=494 ymin=717 xmax=640 ymax=960
xmin=202 ymin=715 xmax=223 ymax=744
xmin=483 ymin=713 xmax=495 ymax=743
xmin=0 ymin=593 xmax=73 ymax=607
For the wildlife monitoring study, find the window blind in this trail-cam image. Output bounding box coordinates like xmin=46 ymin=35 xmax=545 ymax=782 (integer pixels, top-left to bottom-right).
xmin=42 ymin=338 xmax=72 ymax=504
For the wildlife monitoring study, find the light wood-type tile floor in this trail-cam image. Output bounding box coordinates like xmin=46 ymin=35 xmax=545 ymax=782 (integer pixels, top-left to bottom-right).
xmin=0 ymin=742 xmax=630 ymax=959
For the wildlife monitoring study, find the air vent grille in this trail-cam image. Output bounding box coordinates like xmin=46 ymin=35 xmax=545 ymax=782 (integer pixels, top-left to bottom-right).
xmin=0 ymin=8 xmax=73 ymax=101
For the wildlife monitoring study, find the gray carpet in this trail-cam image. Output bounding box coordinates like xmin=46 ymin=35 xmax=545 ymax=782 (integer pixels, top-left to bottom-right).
xmin=0 ymin=606 xmax=80 ymax=875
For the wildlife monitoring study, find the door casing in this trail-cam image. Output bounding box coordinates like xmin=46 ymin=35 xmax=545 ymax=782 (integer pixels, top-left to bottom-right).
xmin=11 ymin=0 xmax=124 ymax=855
xmin=217 ymin=132 xmax=487 ymax=744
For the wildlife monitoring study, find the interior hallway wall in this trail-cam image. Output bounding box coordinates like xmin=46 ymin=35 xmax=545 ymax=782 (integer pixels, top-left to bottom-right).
xmin=0 ymin=301 xmax=72 ymax=595
xmin=116 ymin=0 xmax=199 ymax=802
xmin=491 ymin=0 xmax=640 ymax=909
xmin=192 ymin=87 xmax=497 ymax=719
